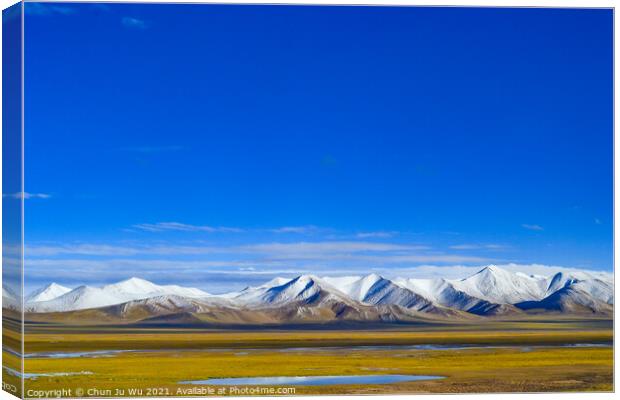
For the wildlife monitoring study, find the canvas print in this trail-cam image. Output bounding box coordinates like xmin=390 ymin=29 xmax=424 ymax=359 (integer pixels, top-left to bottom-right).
xmin=2 ymin=2 xmax=613 ymax=398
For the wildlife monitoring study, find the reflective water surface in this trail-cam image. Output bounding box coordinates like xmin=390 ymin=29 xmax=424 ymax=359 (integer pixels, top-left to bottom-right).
xmin=179 ymin=374 xmax=445 ymax=386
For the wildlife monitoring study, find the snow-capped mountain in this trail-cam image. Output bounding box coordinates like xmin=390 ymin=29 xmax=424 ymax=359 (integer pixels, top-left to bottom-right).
xmin=451 ymin=265 xmax=548 ymax=304
xmin=228 ymin=277 xmax=292 ymax=304
xmin=393 ymin=277 xmax=503 ymax=314
xmin=544 ymin=271 xmax=611 ymax=298
xmin=546 ymin=272 xmax=581 ymax=294
xmin=356 ymin=274 xmax=435 ymax=311
xmin=28 ymin=285 xmax=126 ymax=313
xmin=2 ymin=285 xmax=20 ymax=310
xmin=103 ymin=277 xmax=210 ymax=299
xmin=20 ymin=266 xmax=613 ymax=321
xmin=26 ymin=277 xmax=210 ymax=312
xmin=260 ymin=275 xmax=323 ymax=305
xmin=517 ymin=284 xmax=613 ymax=314
xmin=568 ymin=279 xmax=613 ymax=304
xmin=25 ymin=283 xmax=72 ymax=303
xmin=256 ymin=275 xmax=354 ymax=308
xmin=3 ymin=285 xmax=18 ymax=301
xmin=324 ymin=274 xmax=384 ymax=302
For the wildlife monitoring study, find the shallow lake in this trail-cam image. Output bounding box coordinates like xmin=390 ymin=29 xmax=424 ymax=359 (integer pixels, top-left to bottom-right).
xmin=2 ymin=366 xmax=92 ymax=380
xmin=7 ymin=342 xmax=611 ymax=359
xmin=179 ymin=374 xmax=444 ymax=386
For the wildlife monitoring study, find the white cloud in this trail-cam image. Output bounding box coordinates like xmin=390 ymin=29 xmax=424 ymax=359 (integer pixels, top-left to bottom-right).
xmin=449 ymin=244 xmax=509 ymax=250
xmin=2 ymin=256 xmax=22 ymax=269
xmin=26 ymin=241 xmax=430 ymax=258
xmin=132 ymin=222 xmax=243 ymax=233
xmin=26 ymin=3 xmax=76 ymax=16
xmin=356 ymin=231 xmax=398 ymax=238
xmin=25 ymin=258 xmax=274 ymax=271
xmin=27 ymin=244 xmax=144 ymax=257
xmin=521 ymin=224 xmax=544 ymax=231
xmin=380 ymin=254 xmax=489 ymax=264
xmin=25 ymin=239 xmax=485 ymax=267
xmin=449 ymin=244 xmax=478 ymax=250
xmin=122 ymin=17 xmax=148 ymax=29
xmin=485 ymin=244 xmax=509 ymax=250
xmin=240 ymin=241 xmax=429 ymax=256
xmin=269 ymin=225 xmax=321 ymax=234
xmin=26 ymin=243 xmax=234 ymax=257
xmin=31 ymin=239 xmax=613 ymax=291
xmin=3 ymin=192 xmax=51 ymax=199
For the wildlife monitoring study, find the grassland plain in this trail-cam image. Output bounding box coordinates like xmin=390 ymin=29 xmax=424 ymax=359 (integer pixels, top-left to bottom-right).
xmin=3 ymin=319 xmax=614 ymax=397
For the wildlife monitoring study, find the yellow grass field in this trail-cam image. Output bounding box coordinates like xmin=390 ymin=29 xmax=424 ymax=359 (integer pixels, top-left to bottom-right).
xmin=1 ymin=319 xmax=613 ymax=397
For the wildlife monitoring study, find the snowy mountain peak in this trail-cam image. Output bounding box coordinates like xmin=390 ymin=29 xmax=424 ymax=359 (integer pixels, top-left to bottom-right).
xmin=358 ymin=273 xmax=384 ymax=290
xmin=2 ymin=285 xmax=20 ymax=310
xmin=453 ymin=265 xmax=547 ymax=304
xmin=22 ymin=266 xmax=613 ymax=317
xmin=483 ymin=265 xmax=500 ymax=272
xmin=103 ymin=277 xmax=160 ymax=294
xmin=26 ymin=283 xmax=72 ymax=303
xmin=329 ymin=273 xmax=385 ymax=301
xmin=26 ymin=285 xmax=125 ymax=313
xmin=293 ymin=274 xmax=318 ymax=284
xmin=122 ymin=277 xmax=152 ymax=285
xmin=2 ymin=286 xmax=17 ymax=300
xmin=26 ymin=278 xmax=210 ymax=312
xmin=474 ymin=265 xmax=510 ymax=278
xmin=363 ymin=273 xmax=383 ymax=284
xmin=260 ymin=274 xmax=322 ymax=305
xmin=361 ymin=276 xmax=434 ymax=311
xmin=263 ymin=277 xmax=292 ymax=287
xmin=48 ymin=282 xmax=69 ymax=290
xmin=547 ymin=272 xmax=579 ymax=293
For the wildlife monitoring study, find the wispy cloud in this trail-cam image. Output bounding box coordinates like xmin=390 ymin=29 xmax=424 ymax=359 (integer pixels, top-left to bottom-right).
xmin=26 ymin=241 xmax=430 ymax=258
xmin=268 ymin=225 xmax=321 ymax=234
xmin=122 ymin=16 xmax=148 ymax=29
xmin=356 ymin=231 xmax=398 ymax=239
xmin=449 ymin=244 xmax=478 ymax=250
xmin=132 ymin=222 xmax=243 ymax=233
xmin=521 ymin=224 xmax=544 ymax=231
xmin=27 ymin=244 xmax=145 ymax=257
xmin=25 ymin=239 xmax=486 ymax=265
xmin=26 ymin=243 xmax=255 ymax=257
xmin=241 ymin=241 xmax=429 ymax=257
xmin=449 ymin=244 xmax=509 ymax=251
xmin=23 ymin=192 xmax=51 ymax=199
xmin=3 ymin=192 xmax=51 ymax=200
xmin=26 ymin=3 xmax=76 ymax=16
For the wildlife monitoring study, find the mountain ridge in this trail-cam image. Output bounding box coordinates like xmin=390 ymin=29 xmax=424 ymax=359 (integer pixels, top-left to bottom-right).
xmin=12 ymin=265 xmax=613 ymax=324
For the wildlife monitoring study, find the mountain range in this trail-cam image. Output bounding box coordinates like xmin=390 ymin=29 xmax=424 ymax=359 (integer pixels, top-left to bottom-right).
xmin=4 ymin=265 xmax=613 ymax=325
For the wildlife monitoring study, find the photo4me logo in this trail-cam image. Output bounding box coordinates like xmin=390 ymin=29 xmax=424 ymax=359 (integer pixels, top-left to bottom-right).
xmin=177 ymin=386 xmax=296 ymax=396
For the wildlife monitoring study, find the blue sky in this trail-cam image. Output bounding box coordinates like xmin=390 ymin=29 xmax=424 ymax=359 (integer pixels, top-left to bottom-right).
xmin=21 ymin=4 xmax=612 ymax=293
